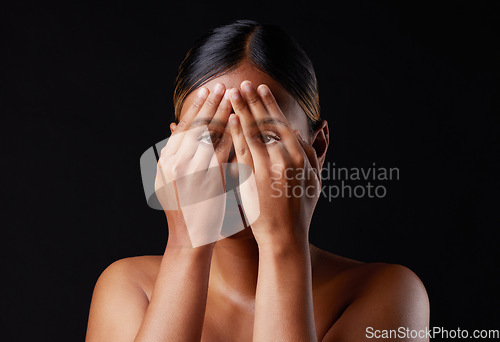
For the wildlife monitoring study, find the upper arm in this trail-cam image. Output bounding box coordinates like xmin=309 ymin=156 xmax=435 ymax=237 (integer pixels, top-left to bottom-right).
xmin=86 ymin=258 xmax=150 ymax=342
xmin=322 ymin=264 xmax=430 ymax=342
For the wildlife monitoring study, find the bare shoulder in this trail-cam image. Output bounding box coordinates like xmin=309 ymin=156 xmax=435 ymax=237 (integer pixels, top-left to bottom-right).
xmin=310 ymin=243 xmax=428 ymax=297
xmin=86 ymin=256 xmax=163 ymax=341
xmin=310 ymin=245 xmax=430 ymax=341
xmin=98 ymin=256 xmax=162 ymax=283
xmin=97 ymin=255 xmax=162 ymax=299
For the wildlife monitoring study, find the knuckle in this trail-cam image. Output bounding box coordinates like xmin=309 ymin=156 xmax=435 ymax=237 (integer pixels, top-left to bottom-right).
xmin=170 ymin=164 xmax=180 ymax=178
xmin=263 ymin=97 xmax=277 ymax=107
xmin=233 ymin=103 xmax=244 ymax=111
xmin=169 ymin=157 xmax=183 ymax=176
xmin=217 ymin=101 xmax=231 ymax=112
xmin=246 ymin=95 xmax=261 ymax=105
xmin=233 ymin=126 xmax=243 ymax=136
xmin=192 ymin=100 xmax=204 ymax=110
xmin=156 ymin=161 xmax=163 ymax=172
xmin=158 ymin=156 xmax=170 ymax=171
xmin=238 ymin=146 xmax=248 ymax=156
xmin=204 ymin=96 xmax=217 ymax=108
xmin=233 ymin=99 xmax=246 ymax=110
xmin=160 ymin=146 xmax=168 ymax=156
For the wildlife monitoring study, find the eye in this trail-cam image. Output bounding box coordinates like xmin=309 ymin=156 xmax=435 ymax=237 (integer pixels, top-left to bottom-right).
xmin=260 ymin=132 xmax=280 ymax=145
xmin=198 ymin=131 xmax=221 ymax=145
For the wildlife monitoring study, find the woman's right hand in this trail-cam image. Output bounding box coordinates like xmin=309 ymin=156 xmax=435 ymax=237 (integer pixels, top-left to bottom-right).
xmin=154 ymin=83 xmax=233 ymax=248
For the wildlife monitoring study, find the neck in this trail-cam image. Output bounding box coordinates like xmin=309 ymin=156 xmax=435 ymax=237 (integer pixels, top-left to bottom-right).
xmin=209 ymin=227 xmax=259 ymax=303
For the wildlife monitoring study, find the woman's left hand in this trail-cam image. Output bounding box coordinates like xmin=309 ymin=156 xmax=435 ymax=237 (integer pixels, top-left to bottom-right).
xmin=228 ymin=81 xmax=321 ymax=249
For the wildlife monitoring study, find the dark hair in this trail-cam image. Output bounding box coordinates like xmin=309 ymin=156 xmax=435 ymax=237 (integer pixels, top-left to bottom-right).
xmin=173 ymin=19 xmax=320 ymax=132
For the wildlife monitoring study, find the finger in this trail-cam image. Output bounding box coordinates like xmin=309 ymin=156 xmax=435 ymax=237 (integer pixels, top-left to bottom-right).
xmin=164 ymin=87 xmax=209 ymax=156
xmin=210 ymin=122 xmax=233 ymax=188
xmin=191 ymin=114 xmax=232 ymax=172
xmin=190 ymin=85 xmax=232 ymax=170
xmin=228 ymin=88 xmax=268 ymax=166
xmin=209 ymin=88 xmax=232 ymax=132
xmin=294 ymin=130 xmax=320 ymax=181
xmin=208 ymin=88 xmax=232 ymax=155
xmin=173 ymin=83 xmax=226 ymax=163
xmin=256 ymin=84 xmax=288 ymax=121
xmin=256 ymin=84 xmax=305 ymax=165
xmin=228 ymin=113 xmax=254 ymax=170
xmin=240 ymin=80 xmax=268 ymax=121
xmin=183 ymin=83 xmax=225 ymax=142
xmin=175 ymin=125 xmax=209 ymax=170
xmin=214 ymin=117 xmax=233 ymax=164
xmin=238 ymin=81 xmax=293 ymax=168
xmin=193 ymin=83 xmax=226 ymax=123
xmin=189 ymin=126 xmax=219 ymax=170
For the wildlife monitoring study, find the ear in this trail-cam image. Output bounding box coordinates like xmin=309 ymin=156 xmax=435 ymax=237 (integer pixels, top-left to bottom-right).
xmin=310 ymin=119 xmax=329 ymax=169
xmin=170 ymin=122 xmax=177 ymax=134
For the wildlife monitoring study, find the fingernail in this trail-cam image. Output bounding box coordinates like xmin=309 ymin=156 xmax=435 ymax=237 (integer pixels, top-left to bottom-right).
xmin=214 ymin=83 xmax=224 ymax=95
xmin=241 ymin=81 xmax=252 ymax=93
xmin=223 ymin=89 xmax=230 ymax=101
xmin=197 ymin=87 xmax=208 ymax=99
xmin=257 ymin=85 xmax=269 ymax=96
xmin=229 ymin=113 xmax=238 ymax=125
xmin=230 ymin=88 xmax=241 ymax=100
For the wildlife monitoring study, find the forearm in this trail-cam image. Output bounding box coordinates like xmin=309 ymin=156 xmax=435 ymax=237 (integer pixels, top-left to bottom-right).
xmin=134 ymin=243 xmax=213 ymax=342
xmin=253 ymin=239 xmax=318 ymax=342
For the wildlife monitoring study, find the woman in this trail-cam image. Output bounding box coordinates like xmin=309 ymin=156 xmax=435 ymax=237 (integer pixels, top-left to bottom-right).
xmin=86 ymin=20 xmax=429 ymax=341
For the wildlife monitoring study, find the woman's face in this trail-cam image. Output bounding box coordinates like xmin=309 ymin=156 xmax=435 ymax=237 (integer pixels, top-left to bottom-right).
xmin=176 ymin=63 xmax=311 ymax=153
xmin=173 ymin=63 xmax=326 ymax=238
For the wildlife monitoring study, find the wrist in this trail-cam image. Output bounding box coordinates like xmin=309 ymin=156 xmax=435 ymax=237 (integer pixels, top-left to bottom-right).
xmin=255 ymin=231 xmax=310 ymax=259
xmin=253 ymin=221 xmax=308 ymax=243
xmin=257 ymin=240 xmax=312 ymax=280
xmin=164 ymin=240 xmax=215 ymax=259
xmin=165 ymin=210 xmax=219 ymax=250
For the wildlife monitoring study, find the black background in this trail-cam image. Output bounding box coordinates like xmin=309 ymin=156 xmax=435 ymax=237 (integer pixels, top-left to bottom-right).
xmin=4 ymin=1 xmax=499 ymax=340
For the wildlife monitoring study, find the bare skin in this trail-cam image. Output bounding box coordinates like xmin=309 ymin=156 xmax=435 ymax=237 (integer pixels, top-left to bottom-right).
xmin=86 ymin=63 xmax=429 ymax=342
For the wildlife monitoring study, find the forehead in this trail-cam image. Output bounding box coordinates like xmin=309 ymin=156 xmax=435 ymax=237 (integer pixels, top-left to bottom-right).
xmin=179 ymin=63 xmax=306 ymax=125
